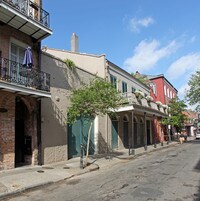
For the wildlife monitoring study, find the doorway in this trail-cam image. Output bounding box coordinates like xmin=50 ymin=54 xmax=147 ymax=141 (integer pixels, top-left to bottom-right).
xmin=15 ymin=97 xmax=27 ymax=167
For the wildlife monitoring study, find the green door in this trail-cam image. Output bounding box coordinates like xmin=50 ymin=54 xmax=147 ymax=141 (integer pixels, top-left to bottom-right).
xmin=123 ymin=122 xmax=129 ymax=148
xmin=112 ymin=120 xmax=118 ymax=149
xmin=68 ymin=117 xmax=94 ymax=159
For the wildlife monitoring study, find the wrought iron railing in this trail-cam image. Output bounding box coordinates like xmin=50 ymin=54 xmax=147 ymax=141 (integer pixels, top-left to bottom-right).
xmin=3 ymin=0 xmax=50 ymax=28
xmin=0 ymin=57 xmax=50 ymax=92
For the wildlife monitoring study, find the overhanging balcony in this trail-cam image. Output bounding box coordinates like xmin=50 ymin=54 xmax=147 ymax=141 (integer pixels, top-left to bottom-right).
xmin=0 ymin=57 xmax=51 ymax=98
xmin=0 ymin=0 xmax=52 ymax=40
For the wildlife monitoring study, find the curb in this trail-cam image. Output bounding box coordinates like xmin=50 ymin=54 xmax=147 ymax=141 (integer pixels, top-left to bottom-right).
xmin=115 ymin=142 xmax=179 ymax=160
xmin=0 ymin=164 xmax=100 ymax=200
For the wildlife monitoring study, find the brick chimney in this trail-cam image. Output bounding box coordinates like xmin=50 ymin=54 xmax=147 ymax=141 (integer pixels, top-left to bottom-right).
xmin=71 ymin=32 xmax=79 ymax=52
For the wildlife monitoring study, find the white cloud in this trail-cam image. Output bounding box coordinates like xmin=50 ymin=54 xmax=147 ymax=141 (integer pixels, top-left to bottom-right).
xmin=129 ymin=17 xmax=154 ymax=33
xmin=123 ymin=39 xmax=179 ymax=73
xmin=166 ymin=53 xmax=200 ymax=80
xmin=189 ymin=36 xmax=196 ymax=43
xmin=178 ymin=83 xmax=189 ymax=99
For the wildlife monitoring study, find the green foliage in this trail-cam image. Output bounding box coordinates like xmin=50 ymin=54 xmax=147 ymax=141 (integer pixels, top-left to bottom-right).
xmin=64 ymin=58 xmax=75 ymax=69
xmin=67 ymin=77 xmax=124 ymax=124
xmin=162 ymin=97 xmax=187 ymax=132
xmin=185 ymin=70 xmax=200 ymax=105
xmin=131 ymin=72 xmax=149 ymax=86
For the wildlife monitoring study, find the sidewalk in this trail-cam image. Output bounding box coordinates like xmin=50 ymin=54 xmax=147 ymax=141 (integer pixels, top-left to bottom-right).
xmin=0 ymin=139 xmax=192 ymax=200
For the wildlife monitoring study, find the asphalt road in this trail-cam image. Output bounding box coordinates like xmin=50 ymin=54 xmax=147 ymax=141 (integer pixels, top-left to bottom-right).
xmin=4 ymin=140 xmax=200 ymax=201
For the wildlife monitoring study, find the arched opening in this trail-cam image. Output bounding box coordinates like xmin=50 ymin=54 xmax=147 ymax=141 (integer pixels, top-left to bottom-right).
xmin=123 ymin=115 xmax=129 ymax=148
xmin=15 ymin=96 xmax=31 ymax=167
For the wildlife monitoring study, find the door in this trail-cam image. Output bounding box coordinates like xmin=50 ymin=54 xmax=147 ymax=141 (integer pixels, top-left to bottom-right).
xmin=123 ymin=122 xmax=129 ymax=148
xmin=112 ymin=120 xmax=118 ymax=149
xmin=10 ymin=43 xmax=25 ymax=83
xmin=146 ymin=120 xmax=151 ymax=145
xmin=68 ymin=117 xmax=94 ymax=159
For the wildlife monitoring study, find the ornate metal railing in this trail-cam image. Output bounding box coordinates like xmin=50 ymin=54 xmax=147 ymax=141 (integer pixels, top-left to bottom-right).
xmin=0 ymin=57 xmax=50 ymax=92
xmin=3 ymin=0 xmax=50 ymax=28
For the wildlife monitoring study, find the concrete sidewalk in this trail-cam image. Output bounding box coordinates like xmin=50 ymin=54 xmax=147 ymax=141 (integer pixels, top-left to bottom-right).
xmin=0 ymin=139 xmax=189 ymax=200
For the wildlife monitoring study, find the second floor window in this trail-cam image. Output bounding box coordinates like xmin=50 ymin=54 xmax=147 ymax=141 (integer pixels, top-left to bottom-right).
xmin=132 ymin=87 xmax=136 ymax=93
xmin=110 ymin=74 xmax=117 ymax=89
xmin=122 ymin=81 xmax=127 ymax=93
xmin=149 ymin=82 xmax=156 ymax=95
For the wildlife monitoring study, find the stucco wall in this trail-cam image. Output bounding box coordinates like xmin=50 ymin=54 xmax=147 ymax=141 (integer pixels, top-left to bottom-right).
xmin=44 ymin=48 xmax=106 ymax=79
xmin=41 ymin=52 xmax=97 ymax=164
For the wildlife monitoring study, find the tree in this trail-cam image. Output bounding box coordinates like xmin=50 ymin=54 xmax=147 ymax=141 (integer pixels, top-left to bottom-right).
xmin=185 ymin=70 xmax=200 ymax=105
xmin=131 ymin=72 xmax=149 ymax=86
xmin=162 ymin=97 xmax=187 ymax=133
xmin=67 ymin=77 xmax=124 ymax=165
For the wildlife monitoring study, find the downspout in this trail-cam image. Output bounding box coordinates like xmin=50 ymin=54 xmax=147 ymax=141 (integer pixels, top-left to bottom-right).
xmin=37 ymin=42 xmax=42 ymax=165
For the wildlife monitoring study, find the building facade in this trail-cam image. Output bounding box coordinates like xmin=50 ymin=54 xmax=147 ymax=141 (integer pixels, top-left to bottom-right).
xmin=0 ymin=0 xmax=52 ymax=170
xmin=41 ymin=39 xmax=169 ymax=163
xmin=147 ymin=74 xmax=178 ymax=105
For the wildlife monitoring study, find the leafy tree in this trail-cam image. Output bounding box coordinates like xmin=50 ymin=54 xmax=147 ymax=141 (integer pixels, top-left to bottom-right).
xmin=67 ymin=77 xmax=124 ymax=164
xmin=131 ymin=72 xmax=149 ymax=86
xmin=162 ymin=97 xmax=187 ymax=133
xmin=185 ymin=70 xmax=200 ymax=105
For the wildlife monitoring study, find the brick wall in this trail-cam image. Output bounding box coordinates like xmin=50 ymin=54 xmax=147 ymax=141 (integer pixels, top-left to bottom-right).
xmin=0 ymin=91 xmax=38 ymax=170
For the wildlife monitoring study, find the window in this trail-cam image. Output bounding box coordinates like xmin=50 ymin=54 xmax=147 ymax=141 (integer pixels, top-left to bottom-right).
xmin=11 ymin=43 xmax=25 ymax=64
xmin=122 ymin=81 xmax=127 ymax=93
xmin=110 ymin=74 xmax=117 ymax=89
xmin=149 ymin=82 xmax=156 ymax=95
xmin=167 ymin=88 xmax=169 ymax=97
xmin=164 ymin=85 xmax=166 ymax=95
xmin=131 ymin=87 xmax=136 ymax=93
xmin=170 ymin=91 xmax=172 ymax=98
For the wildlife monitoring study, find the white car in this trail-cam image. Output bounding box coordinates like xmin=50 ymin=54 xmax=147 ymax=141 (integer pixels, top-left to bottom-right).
xmin=196 ymin=131 xmax=200 ymax=139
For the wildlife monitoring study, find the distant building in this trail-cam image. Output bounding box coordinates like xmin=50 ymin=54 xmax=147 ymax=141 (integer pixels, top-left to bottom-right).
xmin=147 ymin=74 xmax=178 ymax=105
xmin=146 ymin=74 xmax=178 ymax=105
xmin=183 ymin=110 xmax=198 ymax=136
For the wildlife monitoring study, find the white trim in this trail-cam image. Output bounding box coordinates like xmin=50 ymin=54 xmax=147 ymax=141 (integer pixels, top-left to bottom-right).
xmin=0 ymin=81 xmax=51 ymax=98
xmin=115 ymin=105 xmax=134 ymax=112
xmin=94 ymin=116 xmax=99 ymax=154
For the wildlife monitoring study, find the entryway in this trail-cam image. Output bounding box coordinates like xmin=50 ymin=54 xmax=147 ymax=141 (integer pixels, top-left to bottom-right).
xmin=15 ymin=97 xmax=31 ymax=167
xmin=68 ymin=117 xmax=95 ymax=159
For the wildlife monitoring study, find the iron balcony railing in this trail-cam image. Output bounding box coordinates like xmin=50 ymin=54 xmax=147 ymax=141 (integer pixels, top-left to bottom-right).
xmin=0 ymin=57 xmax=50 ymax=92
xmin=3 ymin=0 xmax=50 ymax=28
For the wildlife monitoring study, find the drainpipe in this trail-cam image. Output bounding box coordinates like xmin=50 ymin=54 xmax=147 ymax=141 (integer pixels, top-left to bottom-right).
xmin=37 ymin=99 xmax=42 ymax=165
xmin=37 ymin=42 xmax=42 ymax=165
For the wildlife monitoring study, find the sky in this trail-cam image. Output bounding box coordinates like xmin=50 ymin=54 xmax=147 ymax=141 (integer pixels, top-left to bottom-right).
xmin=42 ymin=0 xmax=200 ymax=107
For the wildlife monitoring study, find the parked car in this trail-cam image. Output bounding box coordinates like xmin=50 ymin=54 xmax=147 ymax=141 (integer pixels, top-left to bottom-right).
xmin=196 ymin=131 xmax=200 ymax=139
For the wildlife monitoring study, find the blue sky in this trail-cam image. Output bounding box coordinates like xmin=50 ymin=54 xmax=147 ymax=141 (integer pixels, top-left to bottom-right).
xmin=43 ymin=0 xmax=200 ymax=105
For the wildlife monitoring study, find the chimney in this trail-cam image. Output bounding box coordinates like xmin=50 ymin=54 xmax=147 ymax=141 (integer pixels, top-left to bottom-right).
xmin=71 ymin=32 xmax=79 ymax=52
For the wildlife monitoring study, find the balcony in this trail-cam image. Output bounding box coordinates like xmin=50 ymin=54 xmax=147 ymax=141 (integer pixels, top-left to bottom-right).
xmin=0 ymin=0 xmax=52 ymax=40
xmin=0 ymin=57 xmax=51 ymax=97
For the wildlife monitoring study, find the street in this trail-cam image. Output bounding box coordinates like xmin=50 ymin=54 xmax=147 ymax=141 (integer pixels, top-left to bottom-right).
xmin=4 ymin=140 xmax=200 ymax=201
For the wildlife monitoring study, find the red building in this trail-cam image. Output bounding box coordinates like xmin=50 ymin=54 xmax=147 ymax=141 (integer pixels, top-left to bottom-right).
xmin=147 ymin=74 xmax=178 ymax=105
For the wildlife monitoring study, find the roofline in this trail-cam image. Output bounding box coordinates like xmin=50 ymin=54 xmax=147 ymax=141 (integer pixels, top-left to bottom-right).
xmin=106 ymin=60 xmax=150 ymax=90
xmin=42 ymin=47 xmax=106 ymax=59
xmin=147 ymin=74 xmax=178 ymax=92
